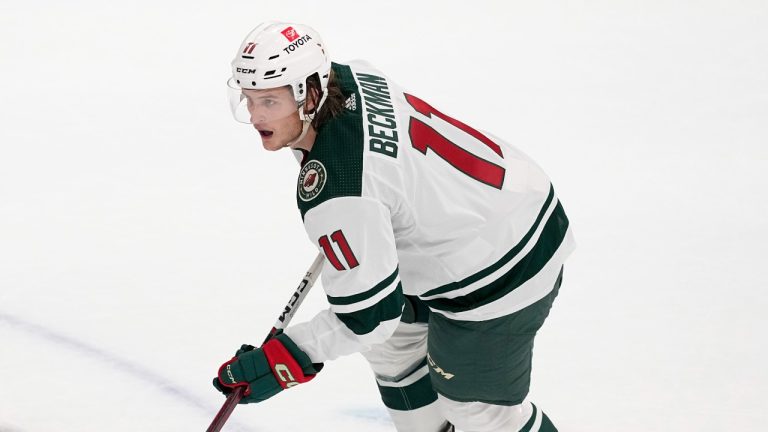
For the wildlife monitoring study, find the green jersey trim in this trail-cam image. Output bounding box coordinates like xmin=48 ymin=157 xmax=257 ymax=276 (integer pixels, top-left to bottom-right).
xmin=326 ymin=267 xmax=399 ymax=306
xmin=423 ymin=185 xmax=556 ymax=298
xmin=334 ymin=282 xmax=404 ymax=335
xmin=298 ymin=63 xmax=364 ymax=219
xmin=422 ymin=186 xmax=570 ymax=313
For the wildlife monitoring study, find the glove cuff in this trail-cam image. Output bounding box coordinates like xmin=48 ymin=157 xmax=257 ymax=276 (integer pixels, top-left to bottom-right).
xmin=275 ymin=333 xmax=324 ymax=374
xmin=262 ymin=334 xmax=318 ymax=389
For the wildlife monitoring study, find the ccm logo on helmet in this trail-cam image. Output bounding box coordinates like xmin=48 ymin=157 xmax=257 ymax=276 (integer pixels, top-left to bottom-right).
xmin=283 ymin=35 xmax=313 ymax=54
xmin=236 ymin=68 xmax=257 ymax=74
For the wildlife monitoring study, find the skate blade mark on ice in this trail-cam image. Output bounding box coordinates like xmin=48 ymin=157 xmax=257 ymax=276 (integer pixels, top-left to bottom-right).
xmin=0 ymin=311 xmax=257 ymax=432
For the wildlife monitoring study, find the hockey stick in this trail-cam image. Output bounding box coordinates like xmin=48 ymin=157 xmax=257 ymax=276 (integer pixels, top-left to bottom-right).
xmin=206 ymin=253 xmax=325 ymax=432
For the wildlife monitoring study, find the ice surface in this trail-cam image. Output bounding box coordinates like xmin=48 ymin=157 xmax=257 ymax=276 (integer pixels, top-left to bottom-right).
xmin=1 ymin=1 xmax=767 ymax=431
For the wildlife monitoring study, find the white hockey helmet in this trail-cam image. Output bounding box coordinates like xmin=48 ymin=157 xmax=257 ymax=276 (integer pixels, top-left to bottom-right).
xmin=228 ymin=22 xmax=331 ymax=124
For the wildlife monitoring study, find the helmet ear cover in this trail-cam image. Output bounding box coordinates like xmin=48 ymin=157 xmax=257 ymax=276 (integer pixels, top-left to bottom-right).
xmin=299 ymin=72 xmax=330 ymax=122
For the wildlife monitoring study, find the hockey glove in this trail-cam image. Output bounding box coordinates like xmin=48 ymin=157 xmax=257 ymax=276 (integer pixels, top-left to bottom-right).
xmin=213 ymin=333 xmax=322 ymax=404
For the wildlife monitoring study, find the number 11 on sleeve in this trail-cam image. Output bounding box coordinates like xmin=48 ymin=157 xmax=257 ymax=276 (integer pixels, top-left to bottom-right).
xmin=318 ymin=230 xmax=359 ymax=271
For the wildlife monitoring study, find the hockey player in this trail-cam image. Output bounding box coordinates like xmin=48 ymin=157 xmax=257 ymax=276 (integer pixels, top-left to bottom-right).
xmin=213 ymin=22 xmax=575 ymax=432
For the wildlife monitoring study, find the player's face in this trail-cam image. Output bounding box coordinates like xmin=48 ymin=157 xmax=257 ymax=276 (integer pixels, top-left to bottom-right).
xmin=242 ymin=87 xmax=302 ymax=151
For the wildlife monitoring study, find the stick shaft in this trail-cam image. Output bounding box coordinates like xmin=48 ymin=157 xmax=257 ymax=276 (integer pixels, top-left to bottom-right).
xmin=206 ymin=389 xmax=243 ymax=432
xmin=264 ymin=252 xmax=325 ymax=343
xmin=205 ymin=253 xmax=325 ymax=432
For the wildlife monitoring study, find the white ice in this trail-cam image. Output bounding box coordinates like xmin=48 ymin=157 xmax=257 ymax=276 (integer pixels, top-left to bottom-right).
xmin=1 ymin=1 xmax=766 ymax=431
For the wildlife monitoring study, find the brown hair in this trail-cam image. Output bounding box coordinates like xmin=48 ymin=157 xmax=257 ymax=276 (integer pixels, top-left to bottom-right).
xmin=306 ymin=70 xmax=346 ymax=129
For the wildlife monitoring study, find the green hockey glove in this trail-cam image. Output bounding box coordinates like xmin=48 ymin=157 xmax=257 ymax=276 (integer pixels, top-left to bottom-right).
xmin=212 ymin=333 xmax=322 ymax=404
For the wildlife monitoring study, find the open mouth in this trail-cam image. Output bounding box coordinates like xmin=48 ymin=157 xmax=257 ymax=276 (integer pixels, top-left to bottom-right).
xmin=258 ymin=130 xmax=274 ymax=138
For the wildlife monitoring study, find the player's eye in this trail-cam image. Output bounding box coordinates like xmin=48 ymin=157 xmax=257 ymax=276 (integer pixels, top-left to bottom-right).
xmin=261 ymin=99 xmax=278 ymax=108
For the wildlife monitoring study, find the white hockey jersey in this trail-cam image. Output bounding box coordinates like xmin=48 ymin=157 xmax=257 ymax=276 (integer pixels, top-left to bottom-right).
xmin=284 ymin=61 xmax=575 ymax=363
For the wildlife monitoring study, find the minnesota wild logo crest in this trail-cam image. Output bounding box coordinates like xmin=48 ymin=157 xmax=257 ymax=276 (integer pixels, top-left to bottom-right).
xmin=298 ymin=160 xmax=327 ymax=201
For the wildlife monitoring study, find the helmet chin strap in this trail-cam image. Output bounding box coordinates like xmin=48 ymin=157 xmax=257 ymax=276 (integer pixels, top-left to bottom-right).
xmin=285 ymin=118 xmax=312 ymax=149
xmin=286 ymin=91 xmax=328 ymax=149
